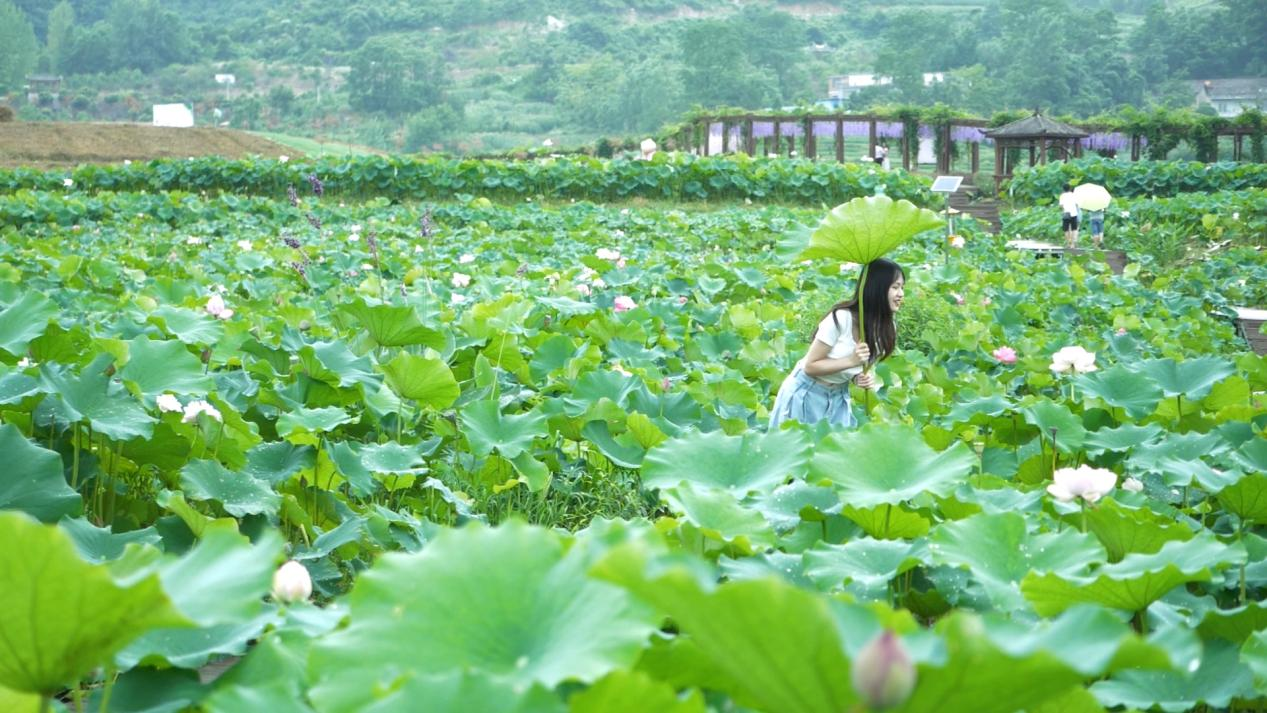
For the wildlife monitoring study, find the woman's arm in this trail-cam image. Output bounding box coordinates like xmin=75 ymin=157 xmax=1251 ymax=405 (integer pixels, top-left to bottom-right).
xmin=802 ymin=339 xmax=870 ymax=378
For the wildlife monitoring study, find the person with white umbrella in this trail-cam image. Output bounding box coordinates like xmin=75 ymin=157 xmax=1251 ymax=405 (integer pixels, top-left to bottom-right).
xmin=1073 ymin=183 xmax=1112 ymax=248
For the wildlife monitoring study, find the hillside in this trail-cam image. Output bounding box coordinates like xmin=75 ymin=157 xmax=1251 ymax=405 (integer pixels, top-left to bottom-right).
xmin=0 ymin=122 xmax=293 ymax=168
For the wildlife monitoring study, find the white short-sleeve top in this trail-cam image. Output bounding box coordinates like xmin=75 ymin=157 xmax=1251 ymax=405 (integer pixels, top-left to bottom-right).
xmin=1059 ymin=192 xmax=1080 ymax=217
xmin=798 ymin=309 xmax=865 ymax=385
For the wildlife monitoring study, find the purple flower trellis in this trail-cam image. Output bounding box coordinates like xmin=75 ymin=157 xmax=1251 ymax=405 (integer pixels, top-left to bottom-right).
xmin=777 ymin=121 xmax=803 ymax=138
xmin=1085 ymin=132 xmax=1130 ymax=153
xmin=876 ymin=121 xmax=905 ymax=140
xmin=752 ymin=121 xmax=775 ymax=139
xmin=812 ymin=121 xmax=837 ymax=138
xmin=950 ymin=126 xmax=988 ymax=144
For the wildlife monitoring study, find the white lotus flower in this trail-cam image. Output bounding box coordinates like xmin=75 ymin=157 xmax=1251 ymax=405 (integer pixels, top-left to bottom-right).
xmin=450 ymin=293 xmax=467 ymax=304
xmin=1050 ymin=346 xmax=1097 ymax=374
xmin=156 ymin=393 xmax=182 ymax=413
xmin=271 ymin=560 xmax=312 ymax=603
xmin=181 ymin=399 xmax=222 ymax=423
xmin=236 ymin=239 xmax=253 ymax=251
xmin=279 ymin=155 xmax=289 ymax=163
xmin=186 ymin=236 xmax=203 ymax=245
xmin=17 ymin=357 xmax=34 ymax=368
xmin=613 ymin=296 xmax=637 ymax=313
xmin=1048 ymin=465 xmax=1118 ymax=503
xmin=452 ymin=272 xmax=471 ymax=288
xmin=596 ymin=248 xmax=622 ymax=261
xmin=63 ymin=178 xmax=74 ymax=188
xmin=459 ymin=253 xmax=476 ymax=264
xmin=1122 ymin=477 xmax=1144 ymax=493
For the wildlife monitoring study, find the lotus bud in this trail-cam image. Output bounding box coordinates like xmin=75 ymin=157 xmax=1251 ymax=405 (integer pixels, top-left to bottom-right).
xmin=299 ymin=320 xmax=311 ymax=331
xmin=201 ymin=347 xmax=212 ymax=364
xmin=272 ymin=560 xmax=312 ymax=603
xmin=851 ymin=631 xmax=916 ymax=710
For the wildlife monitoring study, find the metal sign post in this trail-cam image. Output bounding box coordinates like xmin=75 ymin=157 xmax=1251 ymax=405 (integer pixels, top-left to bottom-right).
xmin=930 ymin=175 xmax=963 ymax=265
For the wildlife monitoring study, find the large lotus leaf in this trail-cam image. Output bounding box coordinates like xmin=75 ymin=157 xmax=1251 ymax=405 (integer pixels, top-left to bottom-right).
xmin=147 ymin=306 xmax=224 ymax=345
xmin=313 ymin=669 xmax=563 ymax=713
xmin=802 ymin=538 xmax=928 ymax=600
xmin=895 ymin=607 xmax=1169 ymax=713
xmin=117 ymin=612 xmax=274 ymax=670
xmin=339 ymin=299 xmax=446 ymax=350
xmin=592 ymin=544 xmax=858 ymax=713
xmin=1234 ymin=437 xmax=1267 ymax=472
xmin=930 ymin=512 xmax=1105 ymax=612
xmin=841 ymin=503 xmax=932 ymax=539
xmin=359 ymin=440 xmax=434 ymax=474
xmin=276 ymin=406 xmax=355 ymax=437
xmin=118 ymin=337 xmax=213 ymax=398
xmin=309 ymin=522 xmax=656 ymax=710
xmin=807 ymin=424 xmax=975 ymax=508
xmin=642 ymin=428 xmax=810 ymax=495
xmin=60 ymin=517 xmax=159 ymax=563
xmin=39 ymin=355 xmax=156 ymax=441
xmin=459 ymin=399 xmax=547 ymax=459
xmin=1021 ymin=535 xmax=1245 ymax=616
xmin=380 ymin=353 xmax=459 ymax=408
xmin=568 ymin=670 xmax=704 ymax=713
xmin=1137 ymin=356 xmax=1237 ymax=400
xmin=662 ymin=483 xmax=775 ymax=549
xmin=1082 ymin=423 xmax=1165 ymax=456
xmin=202 ymin=632 xmax=314 ymax=713
xmin=1127 ymin=431 xmax=1229 ymax=472
xmin=0 ymin=684 xmax=43 ymax=713
xmin=154 ymin=522 xmax=284 ymax=626
xmin=1217 ymin=473 xmax=1267 ymax=524
xmin=750 ymin=480 xmax=841 ymax=532
xmin=1198 ymin=602 xmax=1267 ymax=644
xmin=0 ymin=371 xmax=40 ymax=405
xmin=1075 ymin=499 xmax=1194 ymax=562
xmin=0 ymin=291 xmax=56 ymax=356
xmin=0 ymin=423 xmax=80 ymax=522
xmin=1091 ymin=639 xmax=1255 ymax=713
xmin=946 ymin=393 xmax=1015 ymax=424
xmin=180 ymin=459 xmax=280 ymax=518
xmin=1021 ymin=400 xmax=1087 ymax=453
xmin=0 ymin=512 xmax=186 ymax=694
xmin=581 ymin=420 xmax=646 ymax=469
xmin=298 ymin=340 xmax=381 ymax=390
xmin=802 ymin=195 xmax=942 ymax=264
xmin=85 ymin=667 xmax=205 ymax=713
xmin=1144 ymin=456 xmax=1239 ymax=491
xmin=1075 ymin=365 xmax=1163 ymax=420
xmin=240 ymin=442 xmax=315 ymax=486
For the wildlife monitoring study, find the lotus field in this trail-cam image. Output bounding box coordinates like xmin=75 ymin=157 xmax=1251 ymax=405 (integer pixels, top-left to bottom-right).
xmin=3 ymin=155 xmax=1267 ymax=713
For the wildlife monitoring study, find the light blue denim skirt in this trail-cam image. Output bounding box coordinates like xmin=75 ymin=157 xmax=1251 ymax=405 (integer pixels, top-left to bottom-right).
xmin=768 ymin=367 xmax=857 ymax=429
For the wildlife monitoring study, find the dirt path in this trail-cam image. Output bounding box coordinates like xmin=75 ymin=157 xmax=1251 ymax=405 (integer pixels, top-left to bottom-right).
xmin=0 ymin=122 xmax=296 ymax=168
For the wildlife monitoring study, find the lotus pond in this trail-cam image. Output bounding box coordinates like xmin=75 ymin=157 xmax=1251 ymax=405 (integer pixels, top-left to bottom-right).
xmin=1 ymin=160 xmax=1266 ymax=713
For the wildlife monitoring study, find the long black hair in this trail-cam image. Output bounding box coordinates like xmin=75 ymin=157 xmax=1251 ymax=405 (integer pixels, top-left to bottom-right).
xmin=814 ymin=258 xmax=904 ymax=363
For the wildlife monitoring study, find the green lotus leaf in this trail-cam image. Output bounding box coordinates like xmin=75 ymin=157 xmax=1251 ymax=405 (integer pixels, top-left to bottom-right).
xmin=1075 ymin=365 xmax=1163 ymax=420
xmin=807 ymin=424 xmax=975 ymax=508
xmin=1082 ymin=423 xmax=1164 ymax=455
xmin=581 ymin=420 xmax=646 ymax=469
xmin=0 ymin=371 xmax=40 ymax=405
xmin=148 ymin=306 xmax=224 ymax=346
xmin=930 ymin=512 xmax=1105 ymax=612
xmin=313 ymin=669 xmax=563 ymax=713
xmin=803 ymin=538 xmax=927 ymax=600
xmin=1244 ymin=630 xmax=1267 ymax=689
xmin=1021 ymin=400 xmax=1087 ymax=453
xmin=0 ymin=683 xmax=44 ymax=713
xmin=0 ymin=423 xmax=80 ymax=522
xmin=1073 ymin=498 xmax=1194 ymax=562
xmin=60 ymin=517 xmax=159 ymax=563
xmin=276 ymin=406 xmax=354 ymax=437
xmin=1021 ymin=535 xmax=1245 ymax=616
xmin=180 ymin=459 xmax=280 ymax=518
xmin=460 ymin=399 xmax=548 ymax=459
xmin=1090 ymin=639 xmax=1255 ymax=713
xmin=841 ymin=503 xmax=932 ymax=539
xmin=297 ymin=340 xmax=381 ymax=390
xmin=359 ymin=440 xmax=434 ymax=474
xmin=118 ymin=337 xmax=213 ymax=398
xmin=1137 ymin=356 xmax=1237 ymax=400
xmin=117 ymin=612 xmax=274 ymax=670
xmin=87 ymin=668 xmax=205 ymax=713
xmin=661 ymin=483 xmax=775 ymax=548
xmin=946 ymin=394 xmax=1015 ymax=424
xmin=381 ymin=353 xmax=459 ymax=408
xmin=1218 ymin=473 xmax=1267 ymax=524
xmin=896 ymin=607 xmax=1168 ymax=713
xmin=569 ymin=670 xmax=704 ymax=713
xmin=749 ymin=480 xmax=840 ymax=532
xmin=39 ymin=355 xmax=157 ymax=441
xmin=642 ymin=428 xmax=810 ymax=495
xmin=153 ymin=522 xmax=284 ymax=626
xmin=0 ymin=291 xmax=56 ymax=356
xmin=0 ymin=512 xmax=186 ymax=695
xmin=240 ymin=442 xmax=315 ymax=486
xmin=339 ymin=299 xmax=446 ymax=350
xmin=202 ymin=632 xmax=314 ymax=713
xmin=325 ymin=441 xmax=377 ymax=497
xmin=1234 ymin=437 xmax=1267 ymax=472
xmin=593 ymin=544 xmax=858 ymax=713
xmin=802 ymin=195 xmax=942 ymax=264
xmin=1198 ymin=602 xmax=1267 ymax=644
xmin=309 ymin=522 xmax=656 ymax=710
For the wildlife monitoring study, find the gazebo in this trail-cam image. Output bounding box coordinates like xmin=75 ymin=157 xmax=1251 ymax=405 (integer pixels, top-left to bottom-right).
xmin=984 ymin=113 xmax=1088 ymax=193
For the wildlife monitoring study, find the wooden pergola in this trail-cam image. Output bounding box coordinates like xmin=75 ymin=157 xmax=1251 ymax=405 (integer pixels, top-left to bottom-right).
xmin=982 ymin=113 xmax=1088 ymax=193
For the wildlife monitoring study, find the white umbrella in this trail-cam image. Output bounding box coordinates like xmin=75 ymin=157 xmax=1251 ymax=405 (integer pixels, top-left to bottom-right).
xmin=1073 ymin=183 xmax=1112 ymax=211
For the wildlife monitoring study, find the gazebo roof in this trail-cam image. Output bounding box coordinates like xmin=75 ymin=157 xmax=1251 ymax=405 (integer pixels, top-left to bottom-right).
xmin=983 ymin=113 xmax=1088 ymax=139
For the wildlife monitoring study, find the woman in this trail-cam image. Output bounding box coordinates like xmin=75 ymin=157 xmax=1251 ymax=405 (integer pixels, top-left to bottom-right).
xmin=769 ymin=258 xmax=905 ymax=429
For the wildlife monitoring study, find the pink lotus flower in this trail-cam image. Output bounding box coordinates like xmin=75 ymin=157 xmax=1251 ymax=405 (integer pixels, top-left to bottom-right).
xmin=951 ymin=292 xmax=965 ymax=305
xmin=851 ymin=631 xmax=916 ymax=710
xmin=576 ymin=283 xmax=592 ymax=297
xmin=677 ymin=295 xmax=689 ymax=306
xmin=661 ymin=377 xmax=671 ymax=391
xmin=1115 ymin=327 xmax=1128 ymax=336
xmin=205 ymin=294 xmax=234 ymax=320
xmin=616 ymin=257 xmax=627 ymax=268
xmin=613 ymin=296 xmax=637 ymax=313
xmin=981 ymin=297 xmax=992 ymax=306
xmin=992 ymin=346 xmax=1017 ymax=364
xmin=1048 ymin=465 xmax=1118 ymax=503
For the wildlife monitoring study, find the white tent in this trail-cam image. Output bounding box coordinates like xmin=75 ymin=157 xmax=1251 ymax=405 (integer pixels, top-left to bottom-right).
xmin=152 ymin=104 xmax=194 ymax=128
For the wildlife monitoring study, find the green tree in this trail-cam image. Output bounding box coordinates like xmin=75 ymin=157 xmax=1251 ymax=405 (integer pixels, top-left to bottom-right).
xmin=404 ymin=103 xmax=463 ymax=152
xmin=63 ymin=21 xmax=114 ymax=74
xmin=45 ymin=1 xmax=75 ymax=74
xmin=0 ymin=0 xmax=38 ymax=92
xmin=268 ymin=84 xmax=296 ymax=115
xmin=106 ymin=0 xmax=191 ymax=73
xmin=557 ymin=55 xmax=624 ymax=131
xmin=348 ymin=35 xmax=448 ymax=115
xmin=680 ymin=20 xmax=778 ymax=109
xmin=736 ymin=5 xmax=807 ymax=102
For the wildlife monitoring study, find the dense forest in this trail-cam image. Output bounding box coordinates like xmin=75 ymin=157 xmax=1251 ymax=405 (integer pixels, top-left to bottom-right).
xmin=1 ymin=0 xmax=1263 ymax=152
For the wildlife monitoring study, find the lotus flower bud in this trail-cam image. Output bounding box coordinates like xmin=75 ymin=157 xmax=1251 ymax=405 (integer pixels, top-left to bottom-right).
xmin=851 ymin=630 xmax=916 ymax=710
xmin=272 ymin=560 xmax=312 ymax=604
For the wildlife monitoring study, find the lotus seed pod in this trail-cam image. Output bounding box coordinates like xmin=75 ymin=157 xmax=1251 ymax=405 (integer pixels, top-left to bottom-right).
xmin=272 ymin=560 xmax=312 ymax=604
xmin=851 ymin=630 xmax=916 ymax=710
